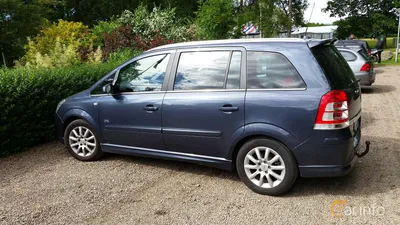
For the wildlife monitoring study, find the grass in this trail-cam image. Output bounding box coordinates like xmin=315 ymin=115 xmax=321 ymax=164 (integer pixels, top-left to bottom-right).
xmin=359 ymin=37 xmax=400 ymax=65
xmin=362 ymin=37 xmax=396 ymax=49
xmin=380 ymin=56 xmax=400 ymax=65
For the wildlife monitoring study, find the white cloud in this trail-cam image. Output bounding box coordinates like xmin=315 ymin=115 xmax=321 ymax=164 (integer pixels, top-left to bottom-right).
xmin=304 ymin=0 xmax=342 ymax=24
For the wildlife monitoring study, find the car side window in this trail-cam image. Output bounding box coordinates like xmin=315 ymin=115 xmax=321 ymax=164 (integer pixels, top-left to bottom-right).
xmin=247 ymin=51 xmax=305 ymax=89
xmin=173 ymin=51 xmax=230 ymax=90
xmin=116 ymin=54 xmax=170 ymax=93
xmin=340 ymin=51 xmax=357 ymax=62
xmin=226 ymin=51 xmax=241 ymax=89
xmin=91 ymin=72 xmax=116 ymax=95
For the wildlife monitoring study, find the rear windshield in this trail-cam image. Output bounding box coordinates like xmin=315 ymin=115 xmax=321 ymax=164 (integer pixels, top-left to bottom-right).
xmin=311 ymin=44 xmax=357 ymax=89
xmin=358 ymin=49 xmax=370 ymax=61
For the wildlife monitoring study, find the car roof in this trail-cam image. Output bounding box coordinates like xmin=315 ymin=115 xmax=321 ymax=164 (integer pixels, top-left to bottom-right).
xmin=334 ymin=40 xmax=370 ymax=49
xmin=147 ymin=38 xmax=312 ymax=52
xmin=336 ymin=47 xmax=362 ymax=52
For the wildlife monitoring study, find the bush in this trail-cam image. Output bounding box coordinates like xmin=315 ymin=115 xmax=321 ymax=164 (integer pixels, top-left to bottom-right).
xmin=103 ymin=25 xmax=172 ymax=57
xmin=108 ymin=49 xmax=142 ymax=62
xmin=92 ymin=20 xmax=121 ymax=47
xmin=118 ymin=5 xmax=189 ymax=42
xmin=0 ymin=59 xmax=127 ymax=156
xmin=19 ymin=20 xmax=98 ymax=67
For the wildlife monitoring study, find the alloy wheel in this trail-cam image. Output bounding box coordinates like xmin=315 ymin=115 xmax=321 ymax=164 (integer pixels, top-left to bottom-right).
xmin=68 ymin=126 xmax=96 ymax=157
xmin=243 ymin=146 xmax=286 ymax=188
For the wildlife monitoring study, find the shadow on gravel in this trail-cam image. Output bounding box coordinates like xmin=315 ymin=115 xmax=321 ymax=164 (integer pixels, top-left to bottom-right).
xmin=362 ymin=85 xmax=396 ymax=94
xmin=373 ymin=68 xmax=385 ymax=74
xmin=361 ymin=111 xmax=375 ymax=129
xmin=101 ymin=135 xmax=399 ymax=198
xmin=288 ymin=135 xmax=400 ymax=197
xmin=102 ymin=152 xmax=240 ymax=181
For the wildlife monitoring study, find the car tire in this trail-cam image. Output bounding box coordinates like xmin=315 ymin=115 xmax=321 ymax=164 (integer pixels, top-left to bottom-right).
xmin=64 ymin=119 xmax=103 ymax=161
xmin=236 ymin=138 xmax=298 ymax=196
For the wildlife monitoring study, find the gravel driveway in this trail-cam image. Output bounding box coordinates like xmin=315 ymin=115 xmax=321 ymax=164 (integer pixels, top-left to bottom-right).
xmin=1 ymin=66 xmax=400 ymax=224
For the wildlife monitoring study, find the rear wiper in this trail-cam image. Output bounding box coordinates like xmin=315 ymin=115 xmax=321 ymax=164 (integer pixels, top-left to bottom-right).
xmin=349 ymin=78 xmax=361 ymax=87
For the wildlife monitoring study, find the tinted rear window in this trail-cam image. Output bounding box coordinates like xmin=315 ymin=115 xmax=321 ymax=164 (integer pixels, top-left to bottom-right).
xmin=311 ymin=45 xmax=357 ymax=88
xmin=358 ymin=50 xmax=370 ymax=61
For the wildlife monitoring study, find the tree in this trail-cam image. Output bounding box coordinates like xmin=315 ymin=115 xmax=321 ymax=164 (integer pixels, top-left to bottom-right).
xmin=306 ymin=22 xmax=327 ymax=27
xmin=0 ymin=0 xmax=58 ymax=67
xmin=324 ymin=0 xmax=400 ymax=38
xmin=276 ymin=0 xmax=308 ymax=34
xmin=195 ymin=0 xmax=237 ymax=39
xmin=57 ymin=0 xmax=200 ymax=26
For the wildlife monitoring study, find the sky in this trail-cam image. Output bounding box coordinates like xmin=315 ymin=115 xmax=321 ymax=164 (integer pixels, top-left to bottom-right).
xmin=304 ymin=0 xmax=342 ymax=25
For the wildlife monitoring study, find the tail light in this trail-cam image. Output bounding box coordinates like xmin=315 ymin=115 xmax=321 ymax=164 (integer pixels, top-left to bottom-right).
xmin=360 ymin=63 xmax=371 ymax=72
xmin=368 ymin=49 xmax=371 ymax=55
xmin=314 ymin=90 xmax=349 ymax=130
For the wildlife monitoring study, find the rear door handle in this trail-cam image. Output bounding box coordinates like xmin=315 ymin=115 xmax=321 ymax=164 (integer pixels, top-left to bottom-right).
xmin=219 ymin=105 xmax=239 ymax=112
xmin=144 ymin=105 xmax=158 ymax=112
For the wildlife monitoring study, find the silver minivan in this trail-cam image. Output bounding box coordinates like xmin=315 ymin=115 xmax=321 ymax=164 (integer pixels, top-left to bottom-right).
xmin=337 ymin=47 xmax=376 ymax=86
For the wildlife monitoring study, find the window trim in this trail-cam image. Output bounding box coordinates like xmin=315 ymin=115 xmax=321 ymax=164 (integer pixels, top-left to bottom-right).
xmin=89 ymin=50 xmax=176 ymax=97
xmin=245 ymin=51 xmax=307 ymax=90
xmin=166 ymin=47 xmax=246 ymax=91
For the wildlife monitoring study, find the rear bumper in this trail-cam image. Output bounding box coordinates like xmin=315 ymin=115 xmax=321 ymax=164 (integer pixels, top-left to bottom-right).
xmin=299 ymin=153 xmax=357 ymax=177
xmin=293 ymin=115 xmax=361 ymax=178
xmin=356 ymin=71 xmax=375 ymax=85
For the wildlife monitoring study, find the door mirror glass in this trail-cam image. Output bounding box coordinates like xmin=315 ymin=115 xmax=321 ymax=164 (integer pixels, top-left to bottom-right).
xmin=102 ymin=83 xmax=112 ymax=94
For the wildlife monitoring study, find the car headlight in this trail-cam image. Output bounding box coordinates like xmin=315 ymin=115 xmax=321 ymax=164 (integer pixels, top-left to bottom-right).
xmin=56 ymin=99 xmax=66 ymax=113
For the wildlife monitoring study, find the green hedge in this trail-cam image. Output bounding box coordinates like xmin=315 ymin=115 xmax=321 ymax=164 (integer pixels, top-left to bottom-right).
xmin=0 ymin=61 xmax=123 ymax=156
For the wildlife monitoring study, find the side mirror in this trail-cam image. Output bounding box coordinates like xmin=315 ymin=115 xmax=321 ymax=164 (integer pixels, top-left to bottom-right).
xmin=102 ymin=83 xmax=113 ymax=94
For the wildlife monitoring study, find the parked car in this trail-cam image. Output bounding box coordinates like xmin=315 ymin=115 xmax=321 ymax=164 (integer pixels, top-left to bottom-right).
xmin=334 ymin=40 xmax=371 ymax=57
xmin=337 ymin=47 xmax=376 ymax=86
xmin=55 ymin=39 xmax=365 ymax=196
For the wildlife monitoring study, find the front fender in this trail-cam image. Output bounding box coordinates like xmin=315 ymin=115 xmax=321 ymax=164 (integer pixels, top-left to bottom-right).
xmin=62 ymin=108 xmax=104 ymax=142
xmin=228 ymin=123 xmax=297 ymax=159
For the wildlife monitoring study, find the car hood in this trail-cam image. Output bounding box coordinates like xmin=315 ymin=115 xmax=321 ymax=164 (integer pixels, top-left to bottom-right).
xmin=66 ymin=90 xmax=90 ymax=101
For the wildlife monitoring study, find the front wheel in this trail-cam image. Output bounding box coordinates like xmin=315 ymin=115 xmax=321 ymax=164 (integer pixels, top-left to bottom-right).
xmin=64 ymin=119 xmax=103 ymax=161
xmin=236 ymin=138 xmax=298 ymax=196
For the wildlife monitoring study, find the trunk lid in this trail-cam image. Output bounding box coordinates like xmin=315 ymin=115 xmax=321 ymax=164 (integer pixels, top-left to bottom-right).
xmin=310 ymin=43 xmax=362 ymax=120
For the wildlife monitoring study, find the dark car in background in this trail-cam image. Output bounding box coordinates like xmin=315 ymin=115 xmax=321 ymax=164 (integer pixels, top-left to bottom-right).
xmin=337 ymin=47 xmax=376 ymax=86
xmin=55 ymin=39 xmax=364 ymax=196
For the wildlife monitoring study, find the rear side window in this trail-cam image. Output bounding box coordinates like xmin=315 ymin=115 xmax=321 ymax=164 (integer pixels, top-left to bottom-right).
xmin=339 ymin=51 xmax=357 ymax=61
xmin=174 ymin=51 xmax=231 ymax=90
xmin=311 ymin=45 xmax=357 ymax=89
xmin=247 ymin=51 xmax=305 ymax=89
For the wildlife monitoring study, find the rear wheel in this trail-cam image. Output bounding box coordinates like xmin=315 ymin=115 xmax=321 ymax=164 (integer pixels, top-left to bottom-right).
xmin=236 ymin=138 xmax=298 ymax=195
xmin=64 ymin=119 xmax=103 ymax=161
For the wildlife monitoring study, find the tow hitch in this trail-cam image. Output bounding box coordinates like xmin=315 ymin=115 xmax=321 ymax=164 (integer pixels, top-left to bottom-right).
xmin=355 ymin=141 xmax=370 ymax=157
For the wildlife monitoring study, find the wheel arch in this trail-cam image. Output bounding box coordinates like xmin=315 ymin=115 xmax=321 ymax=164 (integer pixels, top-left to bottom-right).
xmin=62 ymin=108 xmax=104 ymax=142
xmin=228 ymin=123 xmax=299 ymax=169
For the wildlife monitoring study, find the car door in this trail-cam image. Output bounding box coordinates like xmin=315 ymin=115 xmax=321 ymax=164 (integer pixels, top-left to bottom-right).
xmin=98 ymin=51 xmax=174 ymax=150
xmin=162 ymin=48 xmax=246 ymax=158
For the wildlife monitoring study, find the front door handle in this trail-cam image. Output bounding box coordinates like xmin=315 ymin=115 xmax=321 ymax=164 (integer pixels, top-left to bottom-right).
xmin=144 ymin=105 xmax=158 ymax=112
xmin=219 ymin=104 xmax=239 ymax=112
